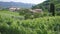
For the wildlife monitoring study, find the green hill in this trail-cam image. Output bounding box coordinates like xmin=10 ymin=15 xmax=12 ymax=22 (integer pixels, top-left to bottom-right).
xmin=32 ymin=0 xmax=60 ymax=12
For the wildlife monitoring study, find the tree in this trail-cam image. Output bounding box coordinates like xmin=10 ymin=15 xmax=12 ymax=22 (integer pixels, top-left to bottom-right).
xmin=50 ymin=3 xmax=55 ymax=16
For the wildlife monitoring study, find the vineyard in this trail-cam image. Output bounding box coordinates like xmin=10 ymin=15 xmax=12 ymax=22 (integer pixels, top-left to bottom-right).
xmin=0 ymin=14 xmax=60 ymax=34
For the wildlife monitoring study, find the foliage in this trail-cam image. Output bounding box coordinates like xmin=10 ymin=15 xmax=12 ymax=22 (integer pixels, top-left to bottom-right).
xmin=0 ymin=7 xmax=60 ymax=34
xmin=32 ymin=0 xmax=60 ymax=12
xmin=0 ymin=10 xmax=24 ymax=20
xmin=55 ymin=11 xmax=60 ymax=16
xmin=19 ymin=9 xmax=43 ymax=19
xmin=50 ymin=3 xmax=55 ymax=16
xmin=0 ymin=14 xmax=60 ymax=34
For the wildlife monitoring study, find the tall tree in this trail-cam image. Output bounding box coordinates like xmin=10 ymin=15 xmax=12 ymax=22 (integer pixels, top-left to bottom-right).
xmin=50 ymin=3 xmax=55 ymax=16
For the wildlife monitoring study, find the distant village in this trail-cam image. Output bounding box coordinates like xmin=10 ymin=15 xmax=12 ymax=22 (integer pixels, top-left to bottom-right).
xmin=0 ymin=6 xmax=43 ymax=13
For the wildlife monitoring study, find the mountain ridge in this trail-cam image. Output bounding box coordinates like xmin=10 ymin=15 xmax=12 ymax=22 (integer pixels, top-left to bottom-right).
xmin=0 ymin=1 xmax=35 ymax=8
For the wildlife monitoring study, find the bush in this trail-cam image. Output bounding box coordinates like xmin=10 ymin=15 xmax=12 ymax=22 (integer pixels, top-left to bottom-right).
xmin=55 ymin=11 xmax=60 ymax=16
xmin=19 ymin=9 xmax=44 ymax=19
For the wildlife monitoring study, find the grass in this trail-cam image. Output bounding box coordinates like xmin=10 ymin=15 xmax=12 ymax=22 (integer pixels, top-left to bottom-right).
xmin=0 ymin=10 xmax=24 ymax=20
xmin=0 ymin=10 xmax=20 ymax=16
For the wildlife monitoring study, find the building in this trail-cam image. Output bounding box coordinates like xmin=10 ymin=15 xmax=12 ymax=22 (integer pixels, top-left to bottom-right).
xmin=9 ymin=7 xmax=20 ymax=12
xmin=29 ymin=9 xmax=43 ymax=13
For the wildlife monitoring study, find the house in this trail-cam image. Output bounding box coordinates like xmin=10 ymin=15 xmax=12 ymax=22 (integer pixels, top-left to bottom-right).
xmin=9 ymin=7 xmax=20 ymax=12
xmin=29 ymin=9 xmax=43 ymax=13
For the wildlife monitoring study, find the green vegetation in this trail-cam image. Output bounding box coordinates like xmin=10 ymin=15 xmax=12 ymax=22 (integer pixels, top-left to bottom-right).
xmin=0 ymin=10 xmax=24 ymax=20
xmin=18 ymin=9 xmax=43 ymax=19
xmin=50 ymin=3 xmax=55 ymax=16
xmin=32 ymin=0 xmax=60 ymax=12
xmin=0 ymin=14 xmax=60 ymax=34
xmin=0 ymin=0 xmax=60 ymax=34
xmin=0 ymin=10 xmax=60 ymax=34
xmin=0 ymin=10 xmax=19 ymax=16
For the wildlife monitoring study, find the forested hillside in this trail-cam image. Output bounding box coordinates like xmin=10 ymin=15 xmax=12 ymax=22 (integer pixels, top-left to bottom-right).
xmin=32 ymin=0 xmax=60 ymax=12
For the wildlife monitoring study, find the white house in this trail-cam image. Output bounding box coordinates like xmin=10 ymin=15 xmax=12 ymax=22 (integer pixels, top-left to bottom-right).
xmin=9 ymin=7 xmax=21 ymax=12
xmin=29 ymin=9 xmax=43 ymax=13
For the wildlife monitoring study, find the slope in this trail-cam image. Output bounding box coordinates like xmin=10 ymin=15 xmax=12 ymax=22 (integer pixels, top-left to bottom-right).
xmin=32 ymin=0 xmax=60 ymax=12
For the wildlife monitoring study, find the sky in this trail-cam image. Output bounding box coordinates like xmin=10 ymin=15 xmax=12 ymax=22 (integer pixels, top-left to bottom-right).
xmin=0 ymin=0 xmax=46 ymax=4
